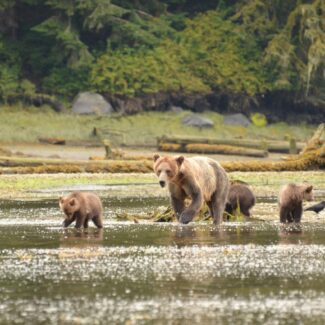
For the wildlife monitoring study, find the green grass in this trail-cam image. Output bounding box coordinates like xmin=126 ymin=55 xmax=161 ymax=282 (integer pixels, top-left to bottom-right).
xmin=0 ymin=173 xmax=157 ymax=199
xmin=0 ymin=104 xmax=316 ymax=145
xmin=0 ymin=171 xmax=324 ymax=200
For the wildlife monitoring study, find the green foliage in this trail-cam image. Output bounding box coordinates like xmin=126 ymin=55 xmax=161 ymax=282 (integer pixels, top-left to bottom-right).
xmin=264 ymin=0 xmax=325 ymax=95
xmin=42 ymin=67 xmax=90 ymax=98
xmin=91 ymin=46 xmax=208 ymax=96
xmin=32 ymin=16 xmax=93 ymax=69
xmin=20 ymin=79 xmax=36 ymax=96
xmin=178 ymin=11 xmax=270 ymax=95
xmin=0 ymin=0 xmax=324 ymax=100
xmin=91 ymin=10 xmax=269 ymax=96
xmin=0 ymin=39 xmax=21 ymax=101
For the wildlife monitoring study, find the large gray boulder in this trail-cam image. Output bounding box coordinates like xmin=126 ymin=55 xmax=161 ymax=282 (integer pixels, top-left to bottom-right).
xmin=182 ymin=114 xmax=214 ymax=128
xmin=224 ymin=113 xmax=251 ymax=127
xmin=72 ymin=92 xmax=113 ymax=115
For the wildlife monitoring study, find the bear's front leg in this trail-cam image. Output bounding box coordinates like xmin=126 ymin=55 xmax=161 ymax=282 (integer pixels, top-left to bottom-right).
xmin=179 ymin=191 xmax=203 ymax=224
xmin=63 ymin=215 xmax=76 ymax=228
xmin=171 ymin=195 xmax=185 ymax=220
xmin=75 ymin=214 xmax=86 ymax=228
xmin=169 ymin=183 xmax=186 ymax=220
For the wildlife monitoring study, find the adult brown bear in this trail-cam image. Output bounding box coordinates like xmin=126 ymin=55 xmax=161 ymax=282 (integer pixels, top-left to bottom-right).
xmin=59 ymin=192 xmax=103 ymax=228
xmin=153 ymin=155 xmax=229 ymax=224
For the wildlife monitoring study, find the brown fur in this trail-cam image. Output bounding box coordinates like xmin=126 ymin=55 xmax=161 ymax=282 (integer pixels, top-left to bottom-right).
xmin=153 ymin=154 xmax=229 ymax=224
xmin=59 ymin=192 xmax=103 ymax=228
xmin=278 ymin=183 xmax=314 ymax=223
xmin=225 ymin=183 xmax=255 ymax=218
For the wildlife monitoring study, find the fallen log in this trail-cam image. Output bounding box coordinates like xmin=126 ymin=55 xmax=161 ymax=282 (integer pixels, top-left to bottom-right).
xmin=300 ymin=123 xmax=324 ymax=154
xmin=158 ymin=142 xmax=268 ymax=158
xmin=157 ymin=136 xmax=304 ymax=153
xmin=0 ymin=146 xmax=324 ymax=174
xmin=221 ymin=145 xmax=325 ymax=172
xmin=38 ymin=137 xmax=66 ymax=145
xmin=0 ymin=139 xmax=323 ymax=174
xmin=0 ymin=156 xmax=153 ymax=173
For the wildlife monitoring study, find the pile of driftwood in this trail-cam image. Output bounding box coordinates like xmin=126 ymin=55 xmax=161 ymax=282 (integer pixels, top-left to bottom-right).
xmin=0 ymin=125 xmax=323 ymax=174
xmin=157 ymin=136 xmax=304 ymax=157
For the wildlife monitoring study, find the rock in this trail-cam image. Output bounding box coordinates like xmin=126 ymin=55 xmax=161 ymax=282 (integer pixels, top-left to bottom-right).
xmin=182 ymin=114 xmax=214 ymax=128
xmin=224 ymin=113 xmax=251 ymax=127
xmin=170 ymin=105 xmax=183 ymax=113
xmin=72 ymin=92 xmax=113 ymax=115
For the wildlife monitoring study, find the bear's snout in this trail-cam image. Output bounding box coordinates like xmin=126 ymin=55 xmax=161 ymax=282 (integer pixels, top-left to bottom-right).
xmin=159 ymin=180 xmax=166 ymax=188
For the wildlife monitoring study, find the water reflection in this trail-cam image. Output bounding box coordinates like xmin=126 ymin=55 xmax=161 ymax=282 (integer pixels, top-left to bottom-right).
xmin=1 ymin=197 xmax=325 ymax=324
xmin=60 ymin=228 xmax=104 ymax=248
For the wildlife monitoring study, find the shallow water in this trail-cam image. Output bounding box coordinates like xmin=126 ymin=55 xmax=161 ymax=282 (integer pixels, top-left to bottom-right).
xmin=1 ymin=195 xmax=325 ymax=324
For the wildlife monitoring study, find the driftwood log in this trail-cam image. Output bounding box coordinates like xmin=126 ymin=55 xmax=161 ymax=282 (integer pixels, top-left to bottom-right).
xmin=158 ymin=142 xmax=268 ymax=157
xmin=0 ymin=124 xmax=323 ymax=174
xmin=157 ymin=136 xmax=304 ymax=153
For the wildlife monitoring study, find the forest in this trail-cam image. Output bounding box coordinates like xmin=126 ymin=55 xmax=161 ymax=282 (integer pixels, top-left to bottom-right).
xmin=0 ymin=0 xmax=324 ymax=119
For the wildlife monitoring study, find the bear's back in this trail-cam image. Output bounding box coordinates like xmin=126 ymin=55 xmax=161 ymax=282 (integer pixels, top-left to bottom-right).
xmin=279 ymin=184 xmax=302 ymax=207
xmin=229 ymin=184 xmax=255 ymax=206
xmin=83 ymin=192 xmax=103 ymax=217
xmin=181 ymin=157 xmax=225 ymax=201
xmin=69 ymin=192 xmax=103 ymax=217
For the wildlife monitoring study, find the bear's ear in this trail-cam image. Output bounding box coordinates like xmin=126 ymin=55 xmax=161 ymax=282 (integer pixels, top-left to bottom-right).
xmin=305 ymin=185 xmax=313 ymax=193
xmin=176 ymin=155 xmax=184 ymax=167
xmin=153 ymin=154 xmax=160 ymax=162
xmin=69 ymin=198 xmax=76 ymax=206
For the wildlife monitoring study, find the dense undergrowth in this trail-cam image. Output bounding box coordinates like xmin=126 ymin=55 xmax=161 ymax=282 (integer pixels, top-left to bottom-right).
xmin=0 ymin=0 xmax=323 ymax=101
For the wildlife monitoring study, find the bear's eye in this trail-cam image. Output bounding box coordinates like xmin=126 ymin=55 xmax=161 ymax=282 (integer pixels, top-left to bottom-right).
xmin=166 ymin=170 xmax=172 ymax=176
xmin=157 ymin=169 xmax=161 ymax=176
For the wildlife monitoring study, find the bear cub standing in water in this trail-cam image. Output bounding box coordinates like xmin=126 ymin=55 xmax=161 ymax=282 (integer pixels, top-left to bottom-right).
xmin=225 ymin=183 xmax=255 ymax=219
xmin=278 ymin=183 xmax=313 ymax=223
xmin=153 ymin=154 xmax=229 ymax=224
xmin=59 ymin=192 xmax=103 ymax=228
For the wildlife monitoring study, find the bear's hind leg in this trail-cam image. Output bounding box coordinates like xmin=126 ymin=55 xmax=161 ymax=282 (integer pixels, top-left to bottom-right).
xmin=211 ymin=192 xmax=227 ymax=224
xmin=241 ymin=205 xmax=251 ymax=218
xmin=292 ymin=204 xmax=303 ymax=223
xmin=280 ymin=206 xmax=290 ymax=223
xmin=92 ymin=216 xmax=103 ymax=228
xmin=83 ymin=218 xmax=89 ymax=228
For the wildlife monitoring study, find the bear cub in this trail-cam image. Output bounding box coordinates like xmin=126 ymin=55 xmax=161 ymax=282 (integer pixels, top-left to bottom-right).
xmin=153 ymin=154 xmax=229 ymax=224
xmin=59 ymin=192 xmax=103 ymax=228
xmin=278 ymin=183 xmax=313 ymax=223
xmin=225 ymin=183 xmax=255 ymax=219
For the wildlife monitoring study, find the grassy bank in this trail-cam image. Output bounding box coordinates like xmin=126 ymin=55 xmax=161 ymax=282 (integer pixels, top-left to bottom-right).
xmin=0 ymin=105 xmax=315 ymax=146
xmin=0 ymin=171 xmax=324 ymax=200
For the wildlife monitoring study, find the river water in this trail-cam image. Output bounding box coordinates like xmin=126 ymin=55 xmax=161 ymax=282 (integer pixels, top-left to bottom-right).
xmin=1 ymin=195 xmax=325 ymax=324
